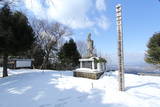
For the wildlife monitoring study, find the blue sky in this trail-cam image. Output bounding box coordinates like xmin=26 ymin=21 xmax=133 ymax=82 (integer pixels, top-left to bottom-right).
xmin=12 ymin=0 xmax=160 ymax=65
xmin=93 ymin=0 xmax=160 ymax=64
xmin=74 ymin=0 xmax=160 ymax=65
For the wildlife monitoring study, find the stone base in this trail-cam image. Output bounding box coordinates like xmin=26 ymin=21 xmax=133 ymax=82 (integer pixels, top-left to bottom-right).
xmin=73 ymin=71 xmax=104 ymax=80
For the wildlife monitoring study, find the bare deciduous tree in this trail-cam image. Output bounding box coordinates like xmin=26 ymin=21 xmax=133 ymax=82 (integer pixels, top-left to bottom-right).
xmin=76 ymin=40 xmax=97 ymax=58
xmin=76 ymin=40 xmax=87 ymax=58
xmin=31 ymin=19 xmax=72 ymax=69
xmin=0 ymin=0 xmax=21 ymax=7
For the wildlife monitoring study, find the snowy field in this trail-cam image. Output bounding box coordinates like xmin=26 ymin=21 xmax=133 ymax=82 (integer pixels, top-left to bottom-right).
xmin=0 ymin=68 xmax=160 ymax=107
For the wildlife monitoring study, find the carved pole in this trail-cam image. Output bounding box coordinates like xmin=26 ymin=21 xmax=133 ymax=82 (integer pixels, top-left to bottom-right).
xmin=116 ymin=4 xmax=125 ymax=91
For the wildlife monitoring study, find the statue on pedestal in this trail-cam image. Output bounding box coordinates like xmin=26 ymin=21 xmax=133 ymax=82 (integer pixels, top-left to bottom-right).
xmin=87 ymin=33 xmax=94 ymax=57
xmin=73 ymin=33 xmax=107 ymax=80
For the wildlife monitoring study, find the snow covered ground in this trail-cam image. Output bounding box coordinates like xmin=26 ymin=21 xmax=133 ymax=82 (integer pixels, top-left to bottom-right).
xmin=0 ymin=68 xmax=160 ymax=107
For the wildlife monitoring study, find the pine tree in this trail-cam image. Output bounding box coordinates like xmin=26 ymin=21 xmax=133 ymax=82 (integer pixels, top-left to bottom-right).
xmin=145 ymin=32 xmax=160 ymax=66
xmin=58 ymin=39 xmax=81 ymax=70
xmin=0 ymin=4 xmax=35 ymax=77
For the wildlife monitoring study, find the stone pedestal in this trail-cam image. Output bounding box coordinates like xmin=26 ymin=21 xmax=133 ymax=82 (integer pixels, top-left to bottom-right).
xmin=73 ymin=71 xmax=104 ymax=80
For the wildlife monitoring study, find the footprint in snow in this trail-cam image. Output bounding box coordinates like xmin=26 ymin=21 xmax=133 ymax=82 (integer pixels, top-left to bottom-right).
xmin=77 ymin=95 xmax=88 ymax=102
xmin=58 ymin=97 xmax=71 ymax=102
xmin=39 ymin=104 xmax=52 ymax=107
xmin=54 ymin=102 xmax=67 ymax=107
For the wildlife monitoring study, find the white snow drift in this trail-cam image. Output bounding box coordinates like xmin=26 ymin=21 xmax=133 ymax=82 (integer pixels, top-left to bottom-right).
xmin=0 ymin=68 xmax=160 ymax=107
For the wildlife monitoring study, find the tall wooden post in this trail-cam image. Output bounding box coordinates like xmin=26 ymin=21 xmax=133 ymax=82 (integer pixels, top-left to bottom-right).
xmin=116 ymin=4 xmax=125 ymax=91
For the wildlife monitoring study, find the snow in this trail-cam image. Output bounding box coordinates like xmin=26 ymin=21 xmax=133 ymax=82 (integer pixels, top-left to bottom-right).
xmin=0 ymin=68 xmax=160 ymax=107
xmin=75 ymin=68 xmax=98 ymax=73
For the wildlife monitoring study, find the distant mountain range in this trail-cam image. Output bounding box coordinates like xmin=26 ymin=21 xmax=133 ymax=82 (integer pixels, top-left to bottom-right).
xmin=107 ymin=63 xmax=160 ymax=75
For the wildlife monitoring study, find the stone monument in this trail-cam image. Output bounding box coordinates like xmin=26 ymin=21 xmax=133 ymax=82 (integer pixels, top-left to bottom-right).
xmin=87 ymin=33 xmax=94 ymax=57
xmin=73 ymin=33 xmax=107 ymax=80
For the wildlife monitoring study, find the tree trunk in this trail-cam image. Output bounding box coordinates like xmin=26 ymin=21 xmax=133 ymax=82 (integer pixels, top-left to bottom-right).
xmin=40 ymin=53 xmax=49 ymax=69
xmin=40 ymin=48 xmax=51 ymax=69
xmin=3 ymin=54 xmax=8 ymax=77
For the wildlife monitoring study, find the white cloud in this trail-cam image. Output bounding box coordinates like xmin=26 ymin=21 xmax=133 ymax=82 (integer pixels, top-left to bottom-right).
xmin=97 ymin=15 xmax=110 ymax=30
xmin=46 ymin=0 xmax=94 ymax=29
xmin=23 ymin=0 xmax=109 ymax=30
xmin=24 ymin=0 xmax=45 ymax=19
xmin=96 ymin=0 xmax=106 ymax=11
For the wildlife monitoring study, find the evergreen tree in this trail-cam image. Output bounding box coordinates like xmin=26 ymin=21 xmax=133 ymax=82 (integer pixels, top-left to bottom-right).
xmin=58 ymin=39 xmax=81 ymax=70
xmin=145 ymin=32 xmax=160 ymax=66
xmin=0 ymin=4 xmax=35 ymax=77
